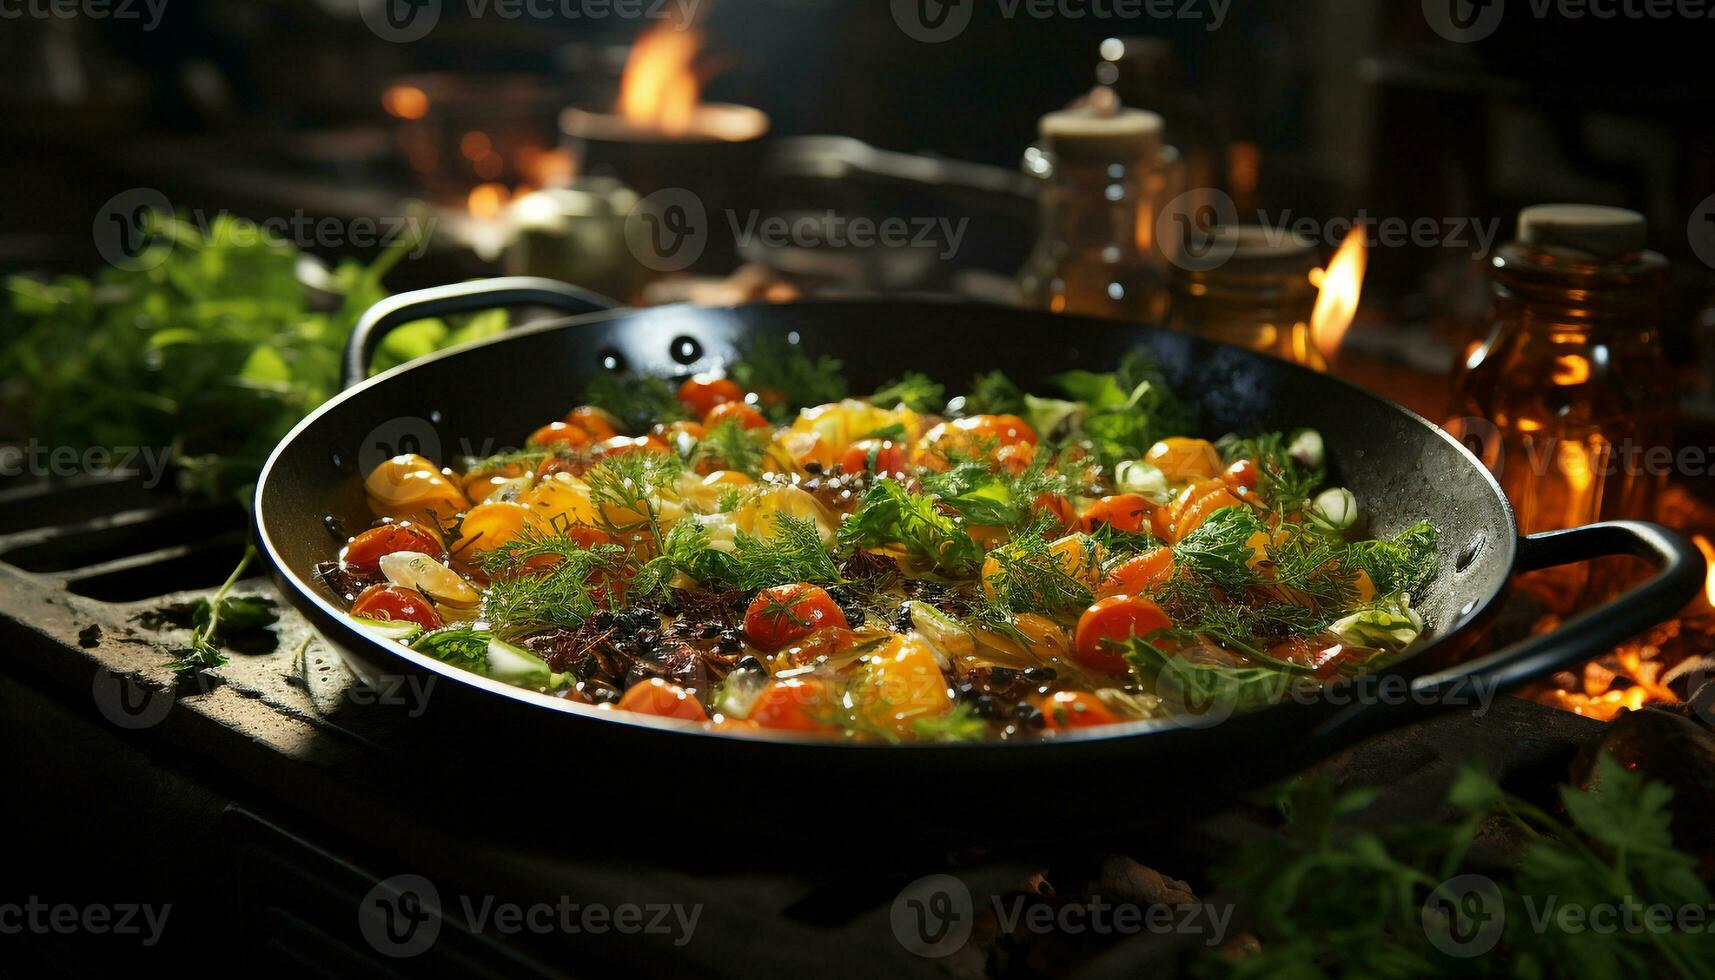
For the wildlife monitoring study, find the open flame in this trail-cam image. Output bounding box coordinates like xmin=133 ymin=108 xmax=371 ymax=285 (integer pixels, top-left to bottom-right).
xmin=1695 ymin=535 xmax=1715 ymax=607
xmin=1310 ymin=225 xmax=1367 ymax=362
xmin=618 ymin=23 xmax=704 ymax=136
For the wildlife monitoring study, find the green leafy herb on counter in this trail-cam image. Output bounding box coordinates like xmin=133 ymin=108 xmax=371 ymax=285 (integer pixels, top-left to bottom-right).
xmin=168 ymin=546 xmax=276 ymax=672
xmin=1 ymin=210 xmax=467 ymax=505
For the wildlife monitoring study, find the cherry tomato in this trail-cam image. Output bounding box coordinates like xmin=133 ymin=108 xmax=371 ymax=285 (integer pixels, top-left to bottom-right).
xmin=564 ymin=406 xmax=619 ymax=440
xmin=450 ymin=501 xmax=543 ymax=568
xmin=840 ymin=439 xmax=909 ymax=476
xmin=1073 ymin=595 xmax=1173 ymax=674
xmin=596 ymin=435 xmax=671 ymax=457
xmin=915 ymin=414 xmax=1037 ymax=470
xmin=1031 ymin=492 xmax=1080 ymax=537
xmin=1040 ymin=690 xmax=1122 ymax=731
xmin=1166 ymin=480 xmax=1245 ymax=542
xmin=994 ymin=441 xmax=1036 ymax=475
xmin=705 ymin=401 xmax=769 ymax=431
xmin=528 ymin=421 xmax=593 ymax=449
xmin=350 ymin=584 xmax=443 ymax=631
xmin=1146 ymin=438 xmax=1223 ymax=482
xmin=1223 ymin=458 xmax=1259 ymax=490
xmin=744 ymin=584 xmax=849 ymax=652
xmin=1099 ymin=547 xmax=1175 ymax=598
xmin=1268 ymin=635 xmax=1352 ymax=675
xmin=341 ymin=522 xmax=445 ymax=576
xmin=677 ymin=374 xmax=744 ymax=417
xmin=616 ymin=678 xmax=707 ymax=721
xmin=748 ymin=678 xmax=837 ymax=732
xmin=1081 ymin=494 xmax=1157 ymax=534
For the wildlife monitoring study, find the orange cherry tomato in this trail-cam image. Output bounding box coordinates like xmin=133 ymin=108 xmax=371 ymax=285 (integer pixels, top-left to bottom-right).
xmin=1031 ymin=492 xmax=1080 ymax=537
xmin=840 ymin=438 xmax=909 ymax=476
xmin=994 ymin=441 xmax=1036 ymax=475
xmin=528 ymin=421 xmax=592 ymax=449
xmin=743 ymin=584 xmax=849 ymax=652
xmin=1040 ymin=690 xmax=1122 ymax=731
xmin=1146 ymin=438 xmax=1223 ymax=482
xmin=677 ymin=374 xmax=744 ymax=417
xmin=616 ymin=678 xmax=707 ymax=721
xmin=705 ymin=401 xmax=770 ymax=431
xmin=341 ymin=522 xmax=445 ymax=576
xmin=596 ymin=435 xmax=671 ymax=457
xmin=915 ymin=414 xmax=1038 ymax=470
xmin=1073 ymin=595 xmax=1173 ymax=674
xmin=565 ymin=406 xmax=618 ymax=440
xmin=1172 ymin=482 xmax=1245 ymax=541
xmin=1081 ymin=494 xmax=1157 ymax=534
xmin=748 ymin=678 xmax=837 ymax=732
xmin=350 ymin=584 xmax=443 ymax=631
xmin=1099 ymin=547 xmax=1175 ymax=598
xmin=1223 ymin=458 xmax=1259 ymax=490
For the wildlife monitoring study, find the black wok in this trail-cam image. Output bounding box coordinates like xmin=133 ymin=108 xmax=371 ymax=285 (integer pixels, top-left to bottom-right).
xmin=255 ymin=277 xmax=1703 ymax=831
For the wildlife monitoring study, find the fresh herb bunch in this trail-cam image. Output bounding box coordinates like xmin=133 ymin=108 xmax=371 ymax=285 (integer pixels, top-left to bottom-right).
xmin=476 ymin=524 xmax=629 ymax=637
xmin=1204 ymin=755 xmax=1715 ymax=979
xmin=1219 ymin=431 xmax=1324 ymax=512
xmin=583 ymin=372 xmax=686 ymax=434
xmin=692 ymin=418 xmax=766 ymax=477
xmin=168 ymin=546 xmax=276 ymax=672
xmin=635 ymin=513 xmax=841 ymax=596
xmin=1 ymin=211 xmax=452 ymax=503
xmin=728 ymin=333 xmax=845 ymax=419
xmin=872 ymin=372 xmax=946 ymax=413
xmin=962 ymin=370 xmax=1027 ymax=416
xmin=1054 ymin=352 xmax=1196 ymax=471
xmin=582 ymin=451 xmax=685 ymax=550
xmin=839 ymin=478 xmax=985 ymax=578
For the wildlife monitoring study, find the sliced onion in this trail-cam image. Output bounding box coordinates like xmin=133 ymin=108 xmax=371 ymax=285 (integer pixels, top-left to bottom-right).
xmin=379 ymin=551 xmax=481 ymax=608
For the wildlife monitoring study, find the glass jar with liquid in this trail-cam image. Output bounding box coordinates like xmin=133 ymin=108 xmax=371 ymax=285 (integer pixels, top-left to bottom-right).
xmin=1019 ymin=96 xmax=1178 ymax=322
xmin=1166 ymin=227 xmax=1323 ymax=368
xmin=1449 ymin=204 xmax=1672 ymax=605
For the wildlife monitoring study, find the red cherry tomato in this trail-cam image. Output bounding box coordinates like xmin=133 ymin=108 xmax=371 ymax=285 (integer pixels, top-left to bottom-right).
xmin=1073 ymin=595 xmax=1173 ymax=674
xmin=1223 ymin=458 xmax=1259 ymax=490
xmin=677 ymin=374 xmax=744 ymax=417
xmin=341 ymin=522 xmax=445 ymax=576
xmin=616 ymin=678 xmax=707 ymax=721
xmin=748 ymin=678 xmax=837 ymax=732
xmin=1080 ymin=494 xmax=1157 ymax=534
xmin=743 ymin=584 xmax=849 ymax=652
xmin=705 ymin=401 xmax=770 ymax=431
xmin=350 ymin=584 xmax=443 ymax=631
xmin=1098 ymin=547 xmax=1175 ymax=598
xmin=840 ymin=439 xmax=909 ymax=477
xmin=1039 ymin=690 xmax=1122 ymax=731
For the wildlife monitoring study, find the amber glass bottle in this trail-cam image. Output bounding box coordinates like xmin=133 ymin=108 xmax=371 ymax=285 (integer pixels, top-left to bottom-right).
xmin=1450 ymin=205 xmax=1672 ymax=606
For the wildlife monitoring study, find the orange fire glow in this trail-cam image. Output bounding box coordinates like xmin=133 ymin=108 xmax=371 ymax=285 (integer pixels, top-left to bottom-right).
xmin=618 ymin=23 xmax=704 ymax=136
xmin=1310 ymin=225 xmax=1367 ymax=362
xmin=467 ymin=183 xmax=509 ymax=220
xmin=1695 ymin=534 xmax=1715 ymax=606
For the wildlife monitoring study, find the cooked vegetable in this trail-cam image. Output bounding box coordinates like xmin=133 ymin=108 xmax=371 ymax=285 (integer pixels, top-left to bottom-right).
xmin=324 ymin=344 xmax=1440 ymax=740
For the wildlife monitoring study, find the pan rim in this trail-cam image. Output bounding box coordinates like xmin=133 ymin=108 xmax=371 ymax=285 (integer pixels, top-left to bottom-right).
xmin=255 ymin=297 xmax=1520 ymax=749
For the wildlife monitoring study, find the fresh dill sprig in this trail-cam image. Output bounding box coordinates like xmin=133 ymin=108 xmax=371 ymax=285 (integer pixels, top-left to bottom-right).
xmin=475 ymin=523 xmax=628 ymax=637
xmin=461 ymin=446 xmax=550 ymax=478
xmin=871 ymin=372 xmax=945 ymax=413
xmin=692 ymin=417 xmax=765 ymax=477
xmin=839 ymin=478 xmax=984 ymax=577
xmin=582 ymin=451 xmax=683 ymax=550
xmin=636 ymin=513 xmax=840 ymax=596
xmin=1346 ymin=521 xmax=1439 ymax=597
xmin=1171 ymin=505 xmax=1266 ymax=589
xmin=981 ymin=519 xmax=1098 ymax=617
xmin=962 ymin=370 xmax=1026 ymax=416
xmin=1219 ymin=431 xmax=1324 ymax=512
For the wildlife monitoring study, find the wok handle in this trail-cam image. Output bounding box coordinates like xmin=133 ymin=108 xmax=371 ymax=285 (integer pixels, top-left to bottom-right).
xmin=341 ymin=277 xmax=620 ymax=390
xmin=1301 ymin=521 xmax=1704 ymax=756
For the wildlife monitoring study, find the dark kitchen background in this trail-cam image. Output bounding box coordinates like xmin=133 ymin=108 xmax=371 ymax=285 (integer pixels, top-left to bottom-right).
xmin=7 ymin=1 xmax=1715 ymax=976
